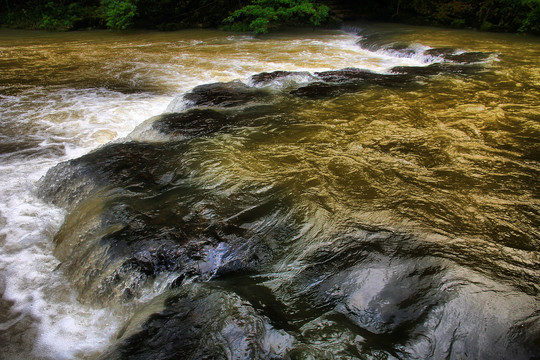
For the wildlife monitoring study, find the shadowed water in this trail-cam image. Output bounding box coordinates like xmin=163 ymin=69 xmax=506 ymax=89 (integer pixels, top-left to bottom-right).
xmin=1 ymin=24 xmax=539 ymax=359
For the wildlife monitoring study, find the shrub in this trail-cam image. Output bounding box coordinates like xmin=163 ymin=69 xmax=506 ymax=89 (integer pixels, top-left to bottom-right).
xmin=39 ymin=1 xmax=81 ymax=30
xmin=223 ymin=0 xmax=330 ymax=34
xmin=520 ymin=0 xmax=540 ymax=32
xmin=102 ymin=0 xmax=138 ymax=29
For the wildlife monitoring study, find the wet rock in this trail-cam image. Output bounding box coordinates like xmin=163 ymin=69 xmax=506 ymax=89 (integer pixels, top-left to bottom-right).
xmin=424 ymin=48 xmax=492 ymax=64
xmin=315 ymin=68 xmax=379 ymax=82
xmin=38 ymin=141 xmax=184 ymax=211
xmin=183 ymin=80 xmax=269 ymax=108
xmin=100 ymin=283 xmax=293 ymax=360
xmin=290 ymin=52 xmax=487 ymax=100
xmin=39 ymin=136 xmax=297 ymax=304
xmin=152 ymin=108 xmax=231 ymax=138
xmin=356 ymin=34 xmax=391 ymax=52
xmin=249 ymin=70 xmax=311 ymax=85
xmin=291 ymin=81 xmax=360 ymax=98
xmin=424 ymin=47 xmax=458 ymax=58
xmin=383 ymin=43 xmax=416 ymax=57
xmin=291 ymin=69 xmax=413 ymax=98
xmin=356 ymin=30 xmax=415 ymax=55
xmin=271 ymin=229 xmax=540 ymax=360
xmin=152 ymin=105 xmax=285 ymax=139
xmin=88 ymin=220 xmax=539 ymax=359
xmin=391 ymin=63 xmax=482 ymax=76
xmin=315 ymin=68 xmax=411 ymax=86
xmin=49 ymin=184 xmax=294 ymax=303
xmin=445 ymin=51 xmax=492 ymax=64
xmin=36 ymin=50 xmax=524 ymax=359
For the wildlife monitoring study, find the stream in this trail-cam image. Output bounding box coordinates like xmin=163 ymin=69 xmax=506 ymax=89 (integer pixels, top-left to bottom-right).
xmin=0 ymin=24 xmax=539 ymax=359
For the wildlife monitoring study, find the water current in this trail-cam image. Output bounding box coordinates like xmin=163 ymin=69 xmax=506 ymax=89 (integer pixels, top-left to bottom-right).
xmin=0 ymin=24 xmax=538 ymax=359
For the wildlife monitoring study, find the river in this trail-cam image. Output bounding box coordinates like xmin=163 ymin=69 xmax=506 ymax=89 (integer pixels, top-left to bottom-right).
xmin=0 ymin=24 xmax=538 ymax=359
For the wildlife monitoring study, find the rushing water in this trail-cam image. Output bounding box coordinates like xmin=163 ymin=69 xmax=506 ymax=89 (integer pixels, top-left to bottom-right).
xmin=0 ymin=24 xmax=539 ymax=359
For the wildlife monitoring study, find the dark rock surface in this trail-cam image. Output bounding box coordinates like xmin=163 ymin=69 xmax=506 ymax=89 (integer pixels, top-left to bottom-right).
xmin=289 ymin=48 xmax=486 ymax=99
xmin=391 ymin=63 xmax=483 ymax=76
xmin=99 ymin=282 xmax=293 ymax=360
xmin=424 ymin=48 xmax=492 ymax=64
xmin=40 ymin=138 xmax=295 ymax=303
xmin=291 ymin=81 xmax=360 ymax=98
xmin=38 ymin=142 xmax=183 ymax=211
xmin=97 ymin=227 xmax=540 ymax=360
xmin=423 ymin=47 xmax=459 ymax=58
xmin=315 ymin=67 xmax=412 ymax=86
xmin=152 ymin=108 xmax=231 ymax=138
xmin=183 ymin=80 xmax=269 ymax=108
xmin=249 ymin=70 xmax=311 ymax=85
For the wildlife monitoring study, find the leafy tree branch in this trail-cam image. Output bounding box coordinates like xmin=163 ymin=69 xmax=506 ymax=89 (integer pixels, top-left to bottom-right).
xmin=223 ymin=0 xmax=330 ymax=34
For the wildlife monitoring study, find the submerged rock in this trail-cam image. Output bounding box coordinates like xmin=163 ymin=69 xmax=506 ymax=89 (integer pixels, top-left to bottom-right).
xmin=249 ymin=70 xmax=311 ymax=85
xmin=291 ymin=69 xmax=413 ymax=98
xmin=315 ymin=68 xmax=384 ymax=82
xmin=424 ymin=48 xmax=492 ymax=64
xmin=384 ymin=43 xmax=417 ymax=57
xmin=291 ymin=55 xmax=485 ymax=98
xmin=37 ymin=135 xmax=298 ymax=303
xmin=423 ymin=47 xmax=457 ymax=58
xmin=183 ymin=80 xmax=269 ymax=108
xmin=391 ymin=63 xmax=483 ymax=76
xmin=152 ymin=108 xmax=231 ymax=138
xmin=356 ymin=34 xmax=404 ymax=53
xmin=99 ymin=283 xmax=293 ymax=360
xmin=291 ymin=81 xmax=360 ymax=98
xmin=97 ymin=226 xmax=540 ymax=360
xmin=315 ymin=67 xmax=412 ymax=86
xmin=445 ymin=51 xmax=492 ymax=64
xmin=38 ymin=142 xmax=183 ymax=211
xmin=268 ymin=229 xmax=540 ymax=359
xmin=42 ymin=156 xmax=294 ymax=303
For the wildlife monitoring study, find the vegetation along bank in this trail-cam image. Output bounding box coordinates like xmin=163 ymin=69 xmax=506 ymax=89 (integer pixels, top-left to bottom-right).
xmin=1 ymin=0 xmax=538 ymax=34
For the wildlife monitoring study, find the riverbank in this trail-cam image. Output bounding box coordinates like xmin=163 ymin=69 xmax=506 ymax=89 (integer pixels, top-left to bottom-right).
xmin=0 ymin=0 xmax=246 ymax=31
xmin=320 ymin=0 xmax=540 ymax=34
xmin=1 ymin=0 xmax=538 ymax=34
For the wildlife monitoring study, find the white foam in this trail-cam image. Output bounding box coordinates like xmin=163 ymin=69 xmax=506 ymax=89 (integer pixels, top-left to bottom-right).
xmin=0 ymin=158 xmax=123 ymax=359
xmin=0 ymin=87 xmax=170 ymax=359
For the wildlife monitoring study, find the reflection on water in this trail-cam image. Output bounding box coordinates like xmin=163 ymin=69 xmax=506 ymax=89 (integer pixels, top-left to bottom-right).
xmin=0 ymin=24 xmax=539 ymax=359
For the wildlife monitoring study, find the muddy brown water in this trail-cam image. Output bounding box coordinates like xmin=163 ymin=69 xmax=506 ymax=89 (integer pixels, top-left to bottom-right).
xmin=0 ymin=24 xmax=538 ymax=359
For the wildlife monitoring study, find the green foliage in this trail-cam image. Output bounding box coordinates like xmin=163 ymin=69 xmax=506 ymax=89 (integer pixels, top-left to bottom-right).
xmin=224 ymin=0 xmax=330 ymax=34
xmin=366 ymin=0 xmax=540 ymax=33
xmin=102 ymin=0 xmax=138 ymax=29
xmin=519 ymin=0 xmax=540 ymax=31
xmin=39 ymin=2 xmax=81 ymax=30
xmin=1 ymin=0 xmax=538 ymax=34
